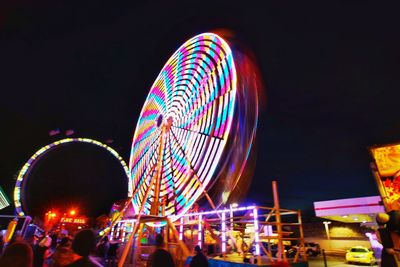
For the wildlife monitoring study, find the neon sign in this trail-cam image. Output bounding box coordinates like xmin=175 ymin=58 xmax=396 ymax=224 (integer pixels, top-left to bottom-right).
xmin=60 ymin=217 xmax=87 ymax=224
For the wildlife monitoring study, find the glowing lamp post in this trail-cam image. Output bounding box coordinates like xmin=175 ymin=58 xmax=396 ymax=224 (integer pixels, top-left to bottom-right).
xmin=46 ymin=211 xmax=57 ymax=221
xmin=323 ymin=221 xmax=331 ymax=240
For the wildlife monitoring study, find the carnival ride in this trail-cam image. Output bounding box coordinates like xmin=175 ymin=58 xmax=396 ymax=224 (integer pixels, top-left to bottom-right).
xmin=0 ymin=186 xmax=10 ymax=210
xmin=111 ymin=33 xmax=307 ymax=266
xmin=13 ymin=138 xmax=131 ymax=217
xmin=127 ymin=32 xmax=258 ymax=221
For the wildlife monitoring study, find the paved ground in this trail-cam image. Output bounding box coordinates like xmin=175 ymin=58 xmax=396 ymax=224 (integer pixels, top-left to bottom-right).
xmin=308 ymin=255 xmax=379 ymax=267
xmin=211 ymin=254 xmax=380 ymax=266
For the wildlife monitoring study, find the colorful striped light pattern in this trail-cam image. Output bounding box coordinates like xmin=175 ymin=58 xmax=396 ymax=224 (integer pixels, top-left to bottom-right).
xmin=0 ymin=186 xmax=10 ymax=210
xmin=14 ymin=138 xmax=131 ymax=216
xmin=129 ymin=33 xmax=237 ymax=222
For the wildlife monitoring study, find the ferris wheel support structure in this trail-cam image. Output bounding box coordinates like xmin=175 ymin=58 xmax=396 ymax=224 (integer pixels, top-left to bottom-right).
xmin=150 ymin=120 xmax=169 ymax=216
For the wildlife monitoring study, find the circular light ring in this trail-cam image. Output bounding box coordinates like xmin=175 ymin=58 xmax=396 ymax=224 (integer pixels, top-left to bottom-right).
xmin=14 ymin=138 xmax=131 ymax=216
xmin=129 ymin=33 xmax=237 ymax=222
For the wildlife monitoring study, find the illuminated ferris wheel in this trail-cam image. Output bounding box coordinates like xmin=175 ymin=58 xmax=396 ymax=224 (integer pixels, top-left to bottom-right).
xmin=14 ymin=138 xmax=131 ymax=217
xmin=129 ymin=33 xmax=259 ymax=222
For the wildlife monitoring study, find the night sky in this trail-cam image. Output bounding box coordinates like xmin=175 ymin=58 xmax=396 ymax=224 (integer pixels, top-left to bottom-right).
xmin=1 ymin=2 xmax=400 ymax=218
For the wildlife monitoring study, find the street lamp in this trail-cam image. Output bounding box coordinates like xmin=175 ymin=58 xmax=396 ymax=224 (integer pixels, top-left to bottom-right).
xmin=323 ymin=221 xmax=331 ymax=240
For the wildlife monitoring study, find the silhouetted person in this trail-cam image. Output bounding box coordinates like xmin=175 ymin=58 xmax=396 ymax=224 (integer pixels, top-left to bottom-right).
xmin=96 ymin=236 xmax=109 ymax=266
xmin=190 ymin=245 xmax=208 ymax=267
xmin=147 ymin=234 xmax=174 ymax=267
xmin=0 ymin=241 xmax=33 ymax=267
xmin=51 ymin=236 xmax=75 ymax=267
xmin=105 ymin=241 xmax=119 ymax=267
xmin=34 ymin=232 xmax=52 ymax=267
xmin=0 ymin=234 xmax=4 ymax=254
xmin=65 ymin=229 xmax=102 ymax=267
xmin=50 ymin=233 xmax=58 ymax=251
xmin=376 ymin=213 xmax=397 ymax=267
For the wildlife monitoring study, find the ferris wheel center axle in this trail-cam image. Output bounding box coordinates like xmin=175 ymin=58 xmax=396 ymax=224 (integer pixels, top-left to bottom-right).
xmin=156 ymin=114 xmax=173 ymax=131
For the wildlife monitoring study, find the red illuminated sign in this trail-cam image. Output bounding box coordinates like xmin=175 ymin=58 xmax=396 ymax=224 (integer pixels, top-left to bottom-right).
xmin=60 ymin=217 xmax=87 ymax=224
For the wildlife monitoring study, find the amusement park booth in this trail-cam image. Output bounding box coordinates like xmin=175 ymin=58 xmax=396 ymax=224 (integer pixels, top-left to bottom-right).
xmin=314 ymin=196 xmax=385 ymax=224
xmin=313 ymin=196 xmax=385 ymax=250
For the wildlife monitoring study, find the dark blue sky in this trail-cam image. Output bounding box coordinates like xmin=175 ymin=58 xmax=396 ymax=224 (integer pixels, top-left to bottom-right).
xmin=1 ymin=2 xmax=399 ymax=217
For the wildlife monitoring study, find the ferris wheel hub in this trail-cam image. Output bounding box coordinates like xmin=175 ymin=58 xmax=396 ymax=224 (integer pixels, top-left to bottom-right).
xmin=156 ymin=114 xmax=173 ymax=131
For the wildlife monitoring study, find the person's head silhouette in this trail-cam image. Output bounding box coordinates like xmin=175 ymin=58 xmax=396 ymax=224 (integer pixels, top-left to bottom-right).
xmin=194 ymin=245 xmax=202 ymax=254
xmin=71 ymin=229 xmax=96 ymax=257
xmin=0 ymin=241 xmax=33 ymax=267
xmin=155 ymin=234 xmax=164 ymax=248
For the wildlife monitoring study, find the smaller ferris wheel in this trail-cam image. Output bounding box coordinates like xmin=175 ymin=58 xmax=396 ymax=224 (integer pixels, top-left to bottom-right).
xmin=13 ymin=138 xmax=131 ymax=217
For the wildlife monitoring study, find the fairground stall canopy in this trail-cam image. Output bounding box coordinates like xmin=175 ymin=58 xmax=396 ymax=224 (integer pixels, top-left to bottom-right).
xmin=314 ymin=196 xmax=385 ymax=223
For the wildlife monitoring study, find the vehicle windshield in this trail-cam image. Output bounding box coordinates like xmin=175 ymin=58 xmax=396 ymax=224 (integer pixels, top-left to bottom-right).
xmin=350 ymin=248 xmax=368 ymax=253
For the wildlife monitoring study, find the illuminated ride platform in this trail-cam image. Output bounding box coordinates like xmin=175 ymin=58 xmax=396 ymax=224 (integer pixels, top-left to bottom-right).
xmin=109 ymin=200 xmax=309 ymax=267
